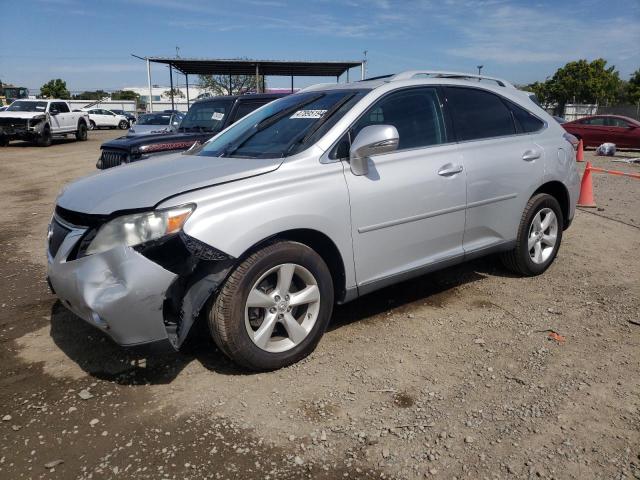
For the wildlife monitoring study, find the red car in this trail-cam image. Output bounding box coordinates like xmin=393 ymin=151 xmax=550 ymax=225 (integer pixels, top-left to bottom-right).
xmin=562 ymin=115 xmax=640 ymax=148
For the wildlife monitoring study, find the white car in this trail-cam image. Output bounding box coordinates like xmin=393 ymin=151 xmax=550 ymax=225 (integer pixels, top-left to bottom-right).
xmin=0 ymin=99 xmax=89 ymax=146
xmin=84 ymin=108 xmax=130 ymax=130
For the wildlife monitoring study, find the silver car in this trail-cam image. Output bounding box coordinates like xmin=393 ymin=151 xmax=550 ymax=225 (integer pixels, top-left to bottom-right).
xmin=47 ymin=71 xmax=580 ymax=370
xmin=127 ymin=112 xmax=184 ymax=136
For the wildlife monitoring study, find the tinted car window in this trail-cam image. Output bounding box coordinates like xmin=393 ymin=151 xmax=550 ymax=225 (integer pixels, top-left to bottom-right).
xmin=136 ymin=113 xmax=172 ymax=125
xmin=505 ymin=100 xmax=544 ymax=133
xmin=180 ymin=99 xmax=233 ymax=132
xmin=7 ymin=101 xmax=47 ymax=112
xmin=445 ymin=87 xmax=515 ymax=141
xmin=233 ymin=102 xmax=266 ymax=122
xmin=581 ymin=117 xmax=606 ymax=126
xmin=352 ymin=88 xmax=446 ymax=150
xmin=609 ymin=118 xmax=630 ymax=128
xmin=53 ymin=102 xmax=70 ymax=113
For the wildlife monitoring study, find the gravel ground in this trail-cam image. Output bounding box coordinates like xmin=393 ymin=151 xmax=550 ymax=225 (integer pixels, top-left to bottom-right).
xmin=0 ymin=132 xmax=638 ymax=480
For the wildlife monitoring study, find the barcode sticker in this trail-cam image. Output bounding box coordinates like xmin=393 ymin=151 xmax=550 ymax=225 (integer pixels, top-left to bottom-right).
xmin=211 ymin=112 xmax=225 ymax=121
xmin=290 ymin=109 xmax=327 ymax=119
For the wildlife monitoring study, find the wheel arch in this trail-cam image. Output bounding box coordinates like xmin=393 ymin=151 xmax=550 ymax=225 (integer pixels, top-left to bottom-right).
xmin=241 ymin=228 xmax=348 ymax=303
xmin=532 ymin=181 xmax=570 ymax=229
xmin=77 ymin=117 xmax=86 ymax=127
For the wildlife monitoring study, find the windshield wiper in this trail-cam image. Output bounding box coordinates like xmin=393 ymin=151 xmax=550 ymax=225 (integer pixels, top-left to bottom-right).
xmin=220 ymin=93 xmax=325 ymax=157
xmin=283 ymin=92 xmax=356 ymax=157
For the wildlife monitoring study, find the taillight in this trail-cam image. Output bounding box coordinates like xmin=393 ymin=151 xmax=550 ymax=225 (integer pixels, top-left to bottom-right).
xmin=563 ymin=132 xmax=579 ymax=150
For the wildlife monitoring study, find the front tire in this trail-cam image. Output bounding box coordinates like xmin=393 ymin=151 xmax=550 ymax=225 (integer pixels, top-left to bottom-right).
xmin=75 ymin=122 xmax=88 ymax=141
xmin=118 ymin=120 xmax=129 ymax=130
xmin=89 ymin=120 xmax=96 ymax=130
xmin=209 ymin=241 xmax=334 ymax=371
xmin=501 ymin=193 xmax=563 ymax=276
xmin=36 ymin=126 xmax=52 ymax=147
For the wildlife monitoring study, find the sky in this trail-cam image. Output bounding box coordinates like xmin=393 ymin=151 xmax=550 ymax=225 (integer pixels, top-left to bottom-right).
xmin=1 ymin=0 xmax=639 ymax=93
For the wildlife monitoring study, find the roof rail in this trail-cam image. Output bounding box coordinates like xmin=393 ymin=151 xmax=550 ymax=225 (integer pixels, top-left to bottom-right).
xmin=389 ymin=70 xmax=515 ymax=88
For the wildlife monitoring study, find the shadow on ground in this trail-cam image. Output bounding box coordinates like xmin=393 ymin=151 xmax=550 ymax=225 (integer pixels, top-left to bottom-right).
xmin=49 ymin=255 xmax=510 ymax=385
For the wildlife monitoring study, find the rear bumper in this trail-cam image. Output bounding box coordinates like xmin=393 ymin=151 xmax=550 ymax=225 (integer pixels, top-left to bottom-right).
xmin=47 ymin=227 xmax=178 ymax=348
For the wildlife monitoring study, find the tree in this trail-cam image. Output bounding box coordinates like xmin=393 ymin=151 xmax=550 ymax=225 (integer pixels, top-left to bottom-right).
xmin=40 ymin=78 xmax=70 ymax=99
xmin=111 ymin=90 xmax=139 ymax=101
xmin=627 ymin=69 xmax=640 ymax=105
xmin=162 ymin=88 xmax=185 ymax=99
xmin=198 ymin=73 xmax=264 ymax=96
xmin=72 ymin=90 xmax=109 ymax=100
xmin=527 ymin=59 xmax=621 ymax=109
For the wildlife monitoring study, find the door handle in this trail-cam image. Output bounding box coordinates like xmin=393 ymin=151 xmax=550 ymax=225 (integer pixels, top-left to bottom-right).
xmin=522 ymin=150 xmax=541 ymax=161
xmin=437 ymin=164 xmax=464 ymax=176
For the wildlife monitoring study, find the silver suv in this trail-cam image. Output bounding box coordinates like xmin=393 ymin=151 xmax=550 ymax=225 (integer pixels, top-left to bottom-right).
xmin=47 ymin=71 xmax=580 ymax=370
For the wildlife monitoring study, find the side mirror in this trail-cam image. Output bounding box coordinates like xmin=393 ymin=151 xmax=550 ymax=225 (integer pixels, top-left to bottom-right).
xmin=349 ymin=124 xmax=399 ymax=176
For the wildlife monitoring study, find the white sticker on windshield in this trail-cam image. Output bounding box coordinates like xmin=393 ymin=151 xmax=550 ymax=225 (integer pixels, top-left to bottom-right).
xmin=290 ymin=109 xmax=327 ymax=119
xmin=211 ymin=112 xmax=225 ymax=121
xmin=36 ymin=106 xmax=45 ymax=110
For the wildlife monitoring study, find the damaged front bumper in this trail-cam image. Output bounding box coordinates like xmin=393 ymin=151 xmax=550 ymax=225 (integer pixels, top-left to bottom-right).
xmin=47 ymin=213 xmax=234 ymax=350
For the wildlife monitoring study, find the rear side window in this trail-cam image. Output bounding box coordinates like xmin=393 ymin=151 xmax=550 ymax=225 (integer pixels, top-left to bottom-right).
xmin=352 ymin=87 xmax=446 ymax=150
xmin=505 ymin=100 xmax=544 ymax=133
xmin=445 ymin=87 xmax=515 ymax=141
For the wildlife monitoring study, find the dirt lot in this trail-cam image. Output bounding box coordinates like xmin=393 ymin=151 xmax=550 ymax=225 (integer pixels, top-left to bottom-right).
xmin=0 ymin=131 xmax=639 ymax=480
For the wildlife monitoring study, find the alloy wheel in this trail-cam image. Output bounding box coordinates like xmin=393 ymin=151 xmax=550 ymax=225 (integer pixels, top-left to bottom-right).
xmin=527 ymin=208 xmax=558 ymax=264
xmin=244 ymin=263 xmax=320 ymax=353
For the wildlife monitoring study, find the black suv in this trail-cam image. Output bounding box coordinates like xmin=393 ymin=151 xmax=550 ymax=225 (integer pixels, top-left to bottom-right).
xmin=97 ymin=93 xmax=286 ymax=169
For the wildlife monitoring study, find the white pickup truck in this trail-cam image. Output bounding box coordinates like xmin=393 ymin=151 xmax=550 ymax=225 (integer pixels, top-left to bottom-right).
xmin=0 ymin=99 xmax=90 ymax=147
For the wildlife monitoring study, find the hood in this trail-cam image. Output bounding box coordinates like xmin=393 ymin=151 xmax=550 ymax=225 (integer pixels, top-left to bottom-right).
xmin=128 ymin=124 xmax=173 ymax=136
xmin=102 ymin=131 xmax=212 ymax=150
xmin=0 ymin=111 xmax=46 ymax=119
xmin=57 ymin=152 xmax=283 ymax=215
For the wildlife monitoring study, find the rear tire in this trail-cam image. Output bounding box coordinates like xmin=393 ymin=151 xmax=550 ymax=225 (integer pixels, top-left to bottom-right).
xmin=75 ymin=122 xmax=88 ymax=141
xmin=501 ymin=193 xmax=563 ymax=276
xmin=36 ymin=126 xmax=52 ymax=147
xmin=209 ymin=241 xmax=334 ymax=371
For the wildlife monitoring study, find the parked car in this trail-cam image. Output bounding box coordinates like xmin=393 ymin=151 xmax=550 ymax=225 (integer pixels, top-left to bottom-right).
xmin=83 ymin=108 xmax=130 ymax=130
xmin=0 ymin=106 xmax=8 ymax=112
xmin=127 ymin=112 xmax=184 ymax=136
xmin=562 ymin=115 xmax=640 ymax=148
xmin=97 ymin=93 xmax=286 ymax=169
xmin=0 ymin=99 xmax=89 ymax=146
xmin=47 ymin=70 xmax=580 ymax=370
xmin=110 ymin=109 xmax=137 ymax=124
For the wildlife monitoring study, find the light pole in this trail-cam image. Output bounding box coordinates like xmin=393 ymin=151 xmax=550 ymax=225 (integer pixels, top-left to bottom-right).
xmin=477 ymin=65 xmax=483 ymax=76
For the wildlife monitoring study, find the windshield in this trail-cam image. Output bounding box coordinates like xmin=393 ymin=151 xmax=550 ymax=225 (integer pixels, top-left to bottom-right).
xmin=7 ymin=101 xmax=48 ymax=112
xmin=199 ymin=91 xmax=366 ymax=158
xmin=136 ymin=113 xmax=172 ymax=126
xmin=179 ymin=99 xmax=233 ymax=132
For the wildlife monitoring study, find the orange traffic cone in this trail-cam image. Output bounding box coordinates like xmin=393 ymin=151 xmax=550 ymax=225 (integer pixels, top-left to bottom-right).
xmin=576 ymin=139 xmax=584 ymax=162
xmin=577 ymin=162 xmax=596 ymax=208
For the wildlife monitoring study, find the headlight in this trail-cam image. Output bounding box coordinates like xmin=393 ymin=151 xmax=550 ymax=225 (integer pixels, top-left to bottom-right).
xmin=83 ymin=205 xmax=194 ymax=256
xmin=30 ymin=115 xmax=46 ymax=127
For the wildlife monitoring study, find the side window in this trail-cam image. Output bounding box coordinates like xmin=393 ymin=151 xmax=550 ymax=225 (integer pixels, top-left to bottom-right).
xmin=609 ymin=118 xmax=629 ymax=128
xmin=583 ymin=117 xmax=606 ymax=126
xmin=505 ymin=100 xmax=544 ymax=133
xmin=352 ymin=87 xmax=446 ymax=150
xmin=56 ymin=102 xmax=70 ymax=113
xmin=233 ymin=102 xmax=264 ymax=122
xmin=445 ymin=87 xmax=515 ymax=141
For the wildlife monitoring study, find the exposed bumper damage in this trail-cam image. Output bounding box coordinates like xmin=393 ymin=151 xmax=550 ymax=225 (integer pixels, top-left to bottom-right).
xmin=47 ymin=215 xmax=235 ymax=350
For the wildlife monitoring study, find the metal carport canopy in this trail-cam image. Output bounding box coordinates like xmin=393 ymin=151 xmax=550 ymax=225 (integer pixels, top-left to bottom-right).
xmin=146 ymin=57 xmax=363 ymax=77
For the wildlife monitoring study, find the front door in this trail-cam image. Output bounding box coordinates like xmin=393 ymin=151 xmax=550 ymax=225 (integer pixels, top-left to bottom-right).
xmin=342 ymin=87 xmax=466 ymax=292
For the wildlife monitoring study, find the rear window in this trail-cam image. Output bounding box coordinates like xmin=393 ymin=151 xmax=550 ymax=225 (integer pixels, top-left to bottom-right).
xmin=445 ymin=87 xmax=515 ymax=141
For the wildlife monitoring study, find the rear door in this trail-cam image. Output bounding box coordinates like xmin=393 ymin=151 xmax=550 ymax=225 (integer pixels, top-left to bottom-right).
xmin=342 ymin=87 xmax=467 ymax=291
xmin=444 ymin=86 xmax=545 ymax=252
xmin=607 ymin=117 xmax=635 ymax=147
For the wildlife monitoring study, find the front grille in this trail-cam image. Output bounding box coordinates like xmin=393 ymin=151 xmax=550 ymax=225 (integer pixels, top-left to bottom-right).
xmin=48 ymin=219 xmax=71 ymax=258
xmin=98 ymin=149 xmax=129 ymax=169
xmin=55 ymin=206 xmax=109 ymax=229
xmin=0 ymin=117 xmax=28 ymax=130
